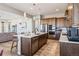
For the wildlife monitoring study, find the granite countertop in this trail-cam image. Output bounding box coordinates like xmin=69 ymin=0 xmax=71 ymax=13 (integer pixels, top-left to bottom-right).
xmin=13 ymin=32 xmax=47 ymax=38
xmin=59 ymin=31 xmax=79 ymax=44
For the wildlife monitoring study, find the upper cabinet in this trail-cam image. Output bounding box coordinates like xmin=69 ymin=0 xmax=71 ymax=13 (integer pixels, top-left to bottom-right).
xmin=65 ymin=3 xmax=79 ymax=27
xmin=40 ymin=18 xmax=55 ymax=25
xmin=65 ymin=4 xmax=74 ymax=27
xmin=41 ymin=17 xmax=65 ymax=28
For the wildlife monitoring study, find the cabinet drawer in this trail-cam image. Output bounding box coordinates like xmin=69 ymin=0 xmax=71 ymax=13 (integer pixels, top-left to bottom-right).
xmin=31 ymin=39 xmax=38 ymax=54
xmin=21 ymin=38 xmax=30 ymax=55
xmin=31 ymin=37 xmax=38 ymax=55
xmin=32 ymin=37 xmax=38 ymax=42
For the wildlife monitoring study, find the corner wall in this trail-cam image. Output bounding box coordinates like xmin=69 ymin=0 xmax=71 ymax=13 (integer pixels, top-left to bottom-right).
xmin=0 ymin=4 xmax=24 ymax=16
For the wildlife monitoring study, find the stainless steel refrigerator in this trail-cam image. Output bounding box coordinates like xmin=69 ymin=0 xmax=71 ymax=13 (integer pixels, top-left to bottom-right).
xmin=40 ymin=24 xmax=48 ymax=32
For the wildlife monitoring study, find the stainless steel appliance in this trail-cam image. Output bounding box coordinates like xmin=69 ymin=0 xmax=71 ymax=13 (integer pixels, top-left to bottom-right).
xmin=40 ymin=24 xmax=48 ymax=32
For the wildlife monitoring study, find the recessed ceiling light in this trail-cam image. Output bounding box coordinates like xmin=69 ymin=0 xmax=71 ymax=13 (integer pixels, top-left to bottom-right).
xmin=68 ymin=5 xmax=73 ymax=10
xmin=30 ymin=8 xmax=33 ymax=10
xmin=56 ymin=9 xmax=59 ymax=11
xmin=33 ymin=3 xmax=36 ymax=6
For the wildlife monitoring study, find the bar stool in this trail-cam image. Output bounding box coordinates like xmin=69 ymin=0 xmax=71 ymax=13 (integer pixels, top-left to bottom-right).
xmin=0 ymin=49 xmax=3 ymax=56
xmin=10 ymin=36 xmax=18 ymax=53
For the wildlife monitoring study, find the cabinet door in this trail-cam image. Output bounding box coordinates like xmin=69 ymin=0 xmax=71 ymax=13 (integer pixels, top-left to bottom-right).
xmin=21 ymin=38 xmax=30 ymax=55
xmin=45 ymin=34 xmax=48 ymax=44
xmin=42 ymin=34 xmax=45 ymax=45
xmin=38 ymin=34 xmax=48 ymax=49
xmin=41 ymin=34 xmax=47 ymax=45
xmin=31 ymin=37 xmax=38 ymax=55
xmin=38 ymin=35 xmax=43 ymax=48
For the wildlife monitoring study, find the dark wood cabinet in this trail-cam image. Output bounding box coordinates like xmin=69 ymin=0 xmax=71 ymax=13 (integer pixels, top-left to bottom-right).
xmin=21 ymin=38 xmax=31 ymax=55
xmin=38 ymin=34 xmax=47 ymax=49
xmin=38 ymin=35 xmax=43 ymax=48
xmin=31 ymin=37 xmax=38 ymax=55
xmin=21 ymin=33 xmax=48 ymax=56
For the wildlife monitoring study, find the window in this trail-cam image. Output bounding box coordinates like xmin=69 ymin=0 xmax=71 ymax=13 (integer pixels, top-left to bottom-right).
xmin=1 ymin=22 xmax=4 ymax=32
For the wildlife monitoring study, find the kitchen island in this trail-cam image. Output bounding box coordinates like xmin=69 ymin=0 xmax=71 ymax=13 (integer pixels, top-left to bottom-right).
xmin=14 ymin=32 xmax=48 ymax=56
xmin=59 ymin=31 xmax=79 ymax=56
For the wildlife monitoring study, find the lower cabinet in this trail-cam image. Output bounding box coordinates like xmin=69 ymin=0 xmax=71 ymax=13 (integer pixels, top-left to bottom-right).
xmin=21 ymin=37 xmax=30 ymax=55
xmin=31 ymin=37 xmax=38 ymax=55
xmin=21 ymin=33 xmax=48 ymax=56
xmin=38 ymin=35 xmax=43 ymax=48
xmin=60 ymin=42 xmax=79 ymax=56
xmin=38 ymin=34 xmax=47 ymax=49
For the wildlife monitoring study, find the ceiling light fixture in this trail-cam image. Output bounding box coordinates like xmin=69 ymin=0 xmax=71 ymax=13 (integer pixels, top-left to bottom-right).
xmin=24 ymin=12 xmax=26 ymax=18
xmin=68 ymin=5 xmax=73 ymax=10
xmin=30 ymin=8 xmax=33 ymax=10
xmin=33 ymin=3 xmax=36 ymax=6
xmin=30 ymin=3 xmax=36 ymax=10
xmin=56 ymin=9 xmax=59 ymax=11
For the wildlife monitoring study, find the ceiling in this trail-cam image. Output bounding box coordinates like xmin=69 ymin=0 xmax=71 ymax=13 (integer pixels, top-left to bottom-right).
xmin=5 ymin=3 xmax=68 ymax=16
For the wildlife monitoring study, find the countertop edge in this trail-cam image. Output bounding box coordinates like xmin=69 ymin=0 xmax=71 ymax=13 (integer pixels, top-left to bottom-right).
xmin=59 ymin=31 xmax=79 ymax=44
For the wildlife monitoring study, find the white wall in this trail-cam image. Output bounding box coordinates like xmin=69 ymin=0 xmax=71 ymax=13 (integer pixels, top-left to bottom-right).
xmin=8 ymin=18 xmax=33 ymax=34
xmin=0 ymin=19 xmax=10 ymax=33
xmin=0 ymin=10 xmax=25 ymax=20
xmin=33 ymin=15 xmax=41 ymax=32
xmin=9 ymin=18 xmax=33 ymax=34
xmin=0 ymin=4 xmax=23 ymax=16
xmin=0 ymin=10 xmax=33 ymax=33
xmin=0 ymin=4 xmax=33 ymax=34
xmin=26 ymin=18 xmax=33 ymax=33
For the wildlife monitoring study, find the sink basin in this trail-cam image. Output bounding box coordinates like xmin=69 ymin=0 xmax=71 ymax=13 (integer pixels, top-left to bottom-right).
xmin=35 ymin=33 xmax=40 ymax=35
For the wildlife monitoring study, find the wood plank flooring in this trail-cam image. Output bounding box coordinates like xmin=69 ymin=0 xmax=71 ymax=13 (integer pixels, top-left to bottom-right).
xmin=0 ymin=39 xmax=60 ymax=56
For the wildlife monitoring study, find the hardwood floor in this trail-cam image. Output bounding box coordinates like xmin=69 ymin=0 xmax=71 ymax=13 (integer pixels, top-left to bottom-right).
xmin=0 ymin=39 xmax=59 ymax=56
xmin=0 ymin=41 xmax=17 ymax=56
xmin=34 ymin=39 xmax=60 ymax=56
